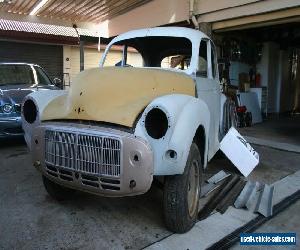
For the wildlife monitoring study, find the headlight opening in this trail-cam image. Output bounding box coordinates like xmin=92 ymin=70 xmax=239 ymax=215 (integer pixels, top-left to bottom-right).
xmin=145 ymin=108 xmax=169 ymax=139
xmin=23 ymin=99 xmax=37 ymax=124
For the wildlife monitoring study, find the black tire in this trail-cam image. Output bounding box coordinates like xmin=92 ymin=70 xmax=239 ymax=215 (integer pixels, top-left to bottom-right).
xmin=42 ymin=175 xmax=75 ymax=201
xmin=163 ymin=143 xmax=203 ymax=233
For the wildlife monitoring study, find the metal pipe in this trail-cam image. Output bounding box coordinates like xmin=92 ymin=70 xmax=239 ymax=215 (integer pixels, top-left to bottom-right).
xmin=80 ymin=40 xmax=85 ymax=71
xmin=189 ymin=0 xmax=199 ymax=30
xmin=191 ymin=15 xmax=199 ymax=30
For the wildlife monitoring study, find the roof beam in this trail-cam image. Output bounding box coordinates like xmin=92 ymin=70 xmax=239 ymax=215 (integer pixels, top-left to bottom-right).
xmin=29 ymin=0 xmax=49 ymax=15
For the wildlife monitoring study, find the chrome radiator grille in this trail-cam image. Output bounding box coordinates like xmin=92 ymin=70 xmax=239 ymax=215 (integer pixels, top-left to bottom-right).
xmin=45 ymin=130 xmax=121 ymax=177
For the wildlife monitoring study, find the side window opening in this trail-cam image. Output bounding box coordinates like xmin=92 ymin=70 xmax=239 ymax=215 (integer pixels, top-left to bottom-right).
xmin=197 ymin=41 xmax=208 ymax=77
xmin=161 ymin=55 xmax=191 ymax=70
xmin=211 ymin=43 xmax=216 ymax=78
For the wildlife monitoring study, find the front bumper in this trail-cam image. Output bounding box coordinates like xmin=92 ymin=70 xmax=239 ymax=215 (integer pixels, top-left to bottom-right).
xmin=31 ymin=122 xmax=154 ymax=197
xmin=0 ymin=115 xmax=23 ymax=137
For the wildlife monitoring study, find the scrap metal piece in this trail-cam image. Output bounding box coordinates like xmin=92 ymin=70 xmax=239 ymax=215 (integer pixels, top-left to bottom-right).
xmin=257 ymin=185 xmax=275 ymax=217
xmin=216 ymin=178 xmax=247 ymax=214
xmin=234 ymin=181 xmax=256 ymax=208
xmin=198 ymin=175 xmax=240 ymax=220
xmin=207 ymin=170 xmax=231 ymax=184
xmin=245 ymin=182 xmax=264 ymax=212
xmin=200 ymin=171 xmax=231 ymax=198
xmin=220 ymin=128 xmax=259 ymax=177
xmin=200 ymin=183 xmax=221 ymax=198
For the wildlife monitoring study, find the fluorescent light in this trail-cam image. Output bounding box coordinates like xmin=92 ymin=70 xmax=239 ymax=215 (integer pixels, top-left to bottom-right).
xmin=29 ymin=0 xmax=49 ymax=16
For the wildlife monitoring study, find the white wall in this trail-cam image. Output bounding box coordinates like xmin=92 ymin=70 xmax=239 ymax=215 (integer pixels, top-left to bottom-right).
xmin=229 ymin=61 xmax=251 ymax=86
xmin=229 ymin=42 xmax=289 ymax=113
xmin=267 ymin=42 xmax=280 ymax=113
xmin=256 ymin=43 xmax=270 ymax=88
xmin=98 ymin=0 xmax=189 ymax=37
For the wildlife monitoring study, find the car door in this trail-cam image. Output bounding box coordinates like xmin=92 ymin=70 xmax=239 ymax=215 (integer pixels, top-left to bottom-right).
xmin=195 ymin=39 xmax=221 ymax=160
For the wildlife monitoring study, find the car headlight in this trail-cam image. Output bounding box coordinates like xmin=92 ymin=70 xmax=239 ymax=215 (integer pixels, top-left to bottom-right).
xmin=3 ymin=104 xmax=13 ymax=113
xmin=23 ymin=99 xmax=37 ymax=124
xmin=145 ymin=108 xmax=168 ymax=139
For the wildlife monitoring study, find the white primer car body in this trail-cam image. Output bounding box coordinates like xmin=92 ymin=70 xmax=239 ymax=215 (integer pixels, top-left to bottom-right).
xmin=100 ymin=27 xmax=222 ymax=175
xmin=22 ymin=27 xmax=229 ymax=233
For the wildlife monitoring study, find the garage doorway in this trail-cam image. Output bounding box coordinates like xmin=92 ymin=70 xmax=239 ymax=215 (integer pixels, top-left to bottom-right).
xmin=0 ymin=40 xmax=63 ymax=82
xmin=216 ymin=22 xmax=300 ymax=149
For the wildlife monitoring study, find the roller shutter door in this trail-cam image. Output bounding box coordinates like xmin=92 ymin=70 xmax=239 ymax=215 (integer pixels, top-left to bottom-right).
xmin=69 ymin=46 xmax=142 ymax=83
xmin=0 ymin=41 xmax=63 ymax=81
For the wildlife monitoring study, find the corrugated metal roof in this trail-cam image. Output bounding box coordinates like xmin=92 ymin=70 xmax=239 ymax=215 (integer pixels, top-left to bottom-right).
xmin=0 ymin=18 xmax=99 ymax=38
xmin=0 ymin=0 xmax=152 ymax=23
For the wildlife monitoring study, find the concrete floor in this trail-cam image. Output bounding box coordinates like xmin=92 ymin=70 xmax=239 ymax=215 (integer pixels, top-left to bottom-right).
xmin=232 ymin=200 xmax=300 ymax=250
xmin=241 ymin=115 xmax=300 ymax=147
xmin=0 ymin=136 xmax=299 ymax=249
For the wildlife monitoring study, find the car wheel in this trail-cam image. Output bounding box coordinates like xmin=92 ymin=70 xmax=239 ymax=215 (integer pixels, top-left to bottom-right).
xmin=163 ymin=142 xmax=202 ymax=233
xmin=42 ymin=175 xmax=75 ymax=201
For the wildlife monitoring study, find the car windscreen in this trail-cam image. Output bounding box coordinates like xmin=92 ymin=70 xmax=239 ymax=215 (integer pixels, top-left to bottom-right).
xmin=0 ymin=64 xmax=35 ymax=86
xmin=103 ymin=36 xmax=192 ymax=70
xmin=34 ymin=66 xmax=52 ymax=86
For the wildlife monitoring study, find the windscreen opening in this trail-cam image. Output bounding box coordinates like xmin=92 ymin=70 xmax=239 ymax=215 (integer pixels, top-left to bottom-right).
xmin=103 ymin=36 xmax=192 ymax=71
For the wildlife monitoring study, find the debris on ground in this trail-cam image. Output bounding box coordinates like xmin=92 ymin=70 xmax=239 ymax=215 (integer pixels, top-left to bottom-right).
xmin=199 ymin=171 xmax=275 ymax=220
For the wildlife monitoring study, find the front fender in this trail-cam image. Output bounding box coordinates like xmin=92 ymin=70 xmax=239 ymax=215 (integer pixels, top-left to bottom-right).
xmin=22 ymin=90 xmax=68 ymax=150
xmin=134 ymin=94 xmax=210 ymax=175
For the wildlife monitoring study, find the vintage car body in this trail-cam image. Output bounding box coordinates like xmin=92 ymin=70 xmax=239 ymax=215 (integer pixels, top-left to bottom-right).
xmin=23 ymin=27 xmax=227 ymax=233
xmin=0 ymin=63 xmax=58 ymax=137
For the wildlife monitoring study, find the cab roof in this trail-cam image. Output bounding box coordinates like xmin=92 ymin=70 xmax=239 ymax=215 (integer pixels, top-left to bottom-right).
xmin=110 ymin=27 xmax=209 ymax=45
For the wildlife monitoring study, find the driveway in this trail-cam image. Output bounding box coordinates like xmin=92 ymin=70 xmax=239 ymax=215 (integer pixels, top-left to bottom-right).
xmin=0 ymin=137 xmax=299 ymax=249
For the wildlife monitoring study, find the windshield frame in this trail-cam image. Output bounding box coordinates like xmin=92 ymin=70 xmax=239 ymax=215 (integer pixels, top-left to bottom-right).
xmin=100 ymin=28 xmax=204 ymax=76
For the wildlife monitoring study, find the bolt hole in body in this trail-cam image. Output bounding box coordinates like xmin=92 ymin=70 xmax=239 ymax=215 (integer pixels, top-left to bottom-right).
xmin=165 ymin=150 xmax=177 ymax=160
xmin=133 ymin=154 xmax=139 ymax=162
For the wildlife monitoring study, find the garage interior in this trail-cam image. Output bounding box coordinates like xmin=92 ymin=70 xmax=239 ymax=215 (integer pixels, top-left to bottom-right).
xmin=215 ymin=21 xmax=300 ymax=151
xmin=0 ymin=0 xmax=300 ymax=249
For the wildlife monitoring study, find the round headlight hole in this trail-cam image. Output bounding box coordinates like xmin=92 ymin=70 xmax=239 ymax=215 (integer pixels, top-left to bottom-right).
xmin=23 ymin=99 xmax=37 ymax=124
xmin=145 ymin=108 xmax=168 ymax=139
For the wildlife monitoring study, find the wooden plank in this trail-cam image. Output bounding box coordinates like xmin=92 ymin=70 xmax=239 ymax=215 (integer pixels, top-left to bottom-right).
xmin=60 ymin=0 xmax=95 ymax=20
xmin=9 ymin=0 xmax=27 ymax=13
xmin=75 ymin=0 xmax=124 ymax=21
xmin=68 ymin=0 xmax=106 ymax=21
xmin=85 ymin=0 xmax=131 ymax=21
xmin=18 ymin=0 xmax=35 ymax=14
xmin=38 ymin=0 xmax=63 ymax=15
xmin=93 ymin=0 xmax=152 ymax=22
xmin=212 ymin=7 xmax=300 ymax=31
xmin=23 ymin=0 xmax=40 ymax=14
